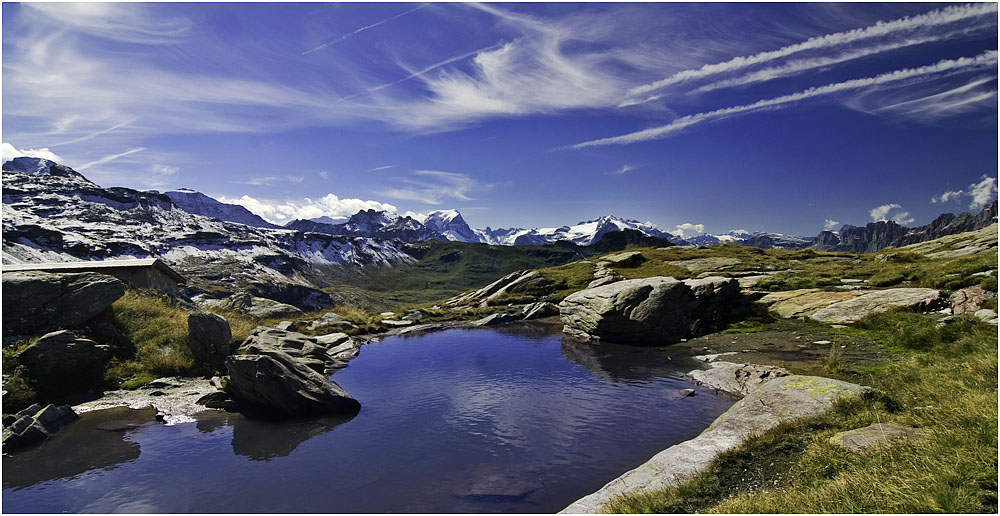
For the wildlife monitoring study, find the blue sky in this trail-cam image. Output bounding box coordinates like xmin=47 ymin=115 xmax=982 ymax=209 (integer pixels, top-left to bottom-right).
xmin=2 ymin=2 xmax=997 ymax=237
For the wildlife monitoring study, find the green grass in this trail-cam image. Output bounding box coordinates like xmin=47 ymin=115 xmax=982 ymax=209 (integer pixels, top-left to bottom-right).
xmin=604 ymin=311 xmax=998 ymax=513
xmin=103 ymin=290 xmax=202 ymax=388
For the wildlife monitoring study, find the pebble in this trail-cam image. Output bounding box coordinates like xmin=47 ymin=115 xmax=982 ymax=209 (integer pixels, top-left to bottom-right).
xmin=812 ymin=340 xmax=832 ymax=345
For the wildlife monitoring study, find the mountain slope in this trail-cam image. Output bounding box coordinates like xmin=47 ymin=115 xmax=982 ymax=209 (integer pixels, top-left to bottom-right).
xmin=417 ymin=210 xmax=480 ymax=243
xmin=164 ymin=189 xmax=278 ymax=228
xmin=814 ymin=201 xmax=998 ymax=253
xmin=284 ymin=210 xmax=442 ymax=243
xmin=2 ymin=158 xmax=413 ymax=309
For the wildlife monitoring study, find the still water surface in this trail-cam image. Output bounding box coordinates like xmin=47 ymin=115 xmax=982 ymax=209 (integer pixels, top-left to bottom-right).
xmin=3 ymin=324 xmax=732 ymax=513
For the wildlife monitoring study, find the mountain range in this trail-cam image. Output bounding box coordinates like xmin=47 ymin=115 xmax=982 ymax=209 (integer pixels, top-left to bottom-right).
xmin=3 ymin=157 xmax=996 ymax=307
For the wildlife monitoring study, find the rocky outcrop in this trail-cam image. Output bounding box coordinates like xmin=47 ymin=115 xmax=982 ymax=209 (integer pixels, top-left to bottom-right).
xmin=829 ymin=423 xmax=926 ymax=454
xmin=522 ymin=301 xmax=559 ymax=320
xmin=810 ymin=288 xmax=944 ymax=324
xmin=2 ymin=271 xmax=125 ymax=336
xmin=560 ymin=374 xmax=867 ymax=513
xmin=559 ymin=276 xmax=743 ymax=344
xmin=688 ymin=362 xmax=791 ymax=396
xmin=187 ymin=312 xmax=233 ymax=368
xmin=756 ymin=289 xmax=864 ymax=319
xmin=446 ymin=269 xmax=549 ymax=307
xmin=601 ymin=251 xmax=645 ymax=267
xmin=2 ymin=403 xmax=78 ymax=451
xmin=950 ymin=286 xmax=995 ymax=315
xmin=214 ymin=292 xmax=303 ymax=319
xmin=225 ymin=351 xmax=360 ymax=417
xmin=15 ymin=330 xmax=113 ymax=397
xmin=238 ymin=327 xmax=343 ymax=374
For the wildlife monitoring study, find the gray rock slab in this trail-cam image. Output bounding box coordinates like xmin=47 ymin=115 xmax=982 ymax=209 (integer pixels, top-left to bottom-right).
xmin=2 ymin=271 xmax=125 ymax=336
xmin=830 ymin=423 xmax=926 ymax=454
xmin=810 ymin=288 xmax=944 ymax=324
xmin=688 ymin=361 xmax=791 ymax=396
xmin=187 ymin=311 xmax=233 ymax=368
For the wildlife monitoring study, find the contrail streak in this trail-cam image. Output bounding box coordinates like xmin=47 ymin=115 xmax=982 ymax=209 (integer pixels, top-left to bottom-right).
xmin=572 ymin=50 xmax=997 ymax=149
xmin=302 ymin=4 xmax=427 ymax=56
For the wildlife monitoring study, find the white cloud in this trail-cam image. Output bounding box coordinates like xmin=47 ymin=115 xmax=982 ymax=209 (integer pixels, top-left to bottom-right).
xmin=572 ymin=50 xmax=998 ymax=149
xmin=368 ymin=165 xmax=395 ymax=172
xmin=870 ymin=203 xmax=902 ymax=222
xmin=931 ymin=189 xmax=965 ymax=204
xmin=24 ymin=3 xmax=191 ymax=44
xmin=76 ymin=147 xmax=146 ymax=171
xmin=625 ymin=3 xmax=997 ymax=99
xmin=148 ymin=164 xmax=179 ymax=175
xmin=1 ymin=142 xmax=64 ymax=163
xmin=318 ymin=171 xmax=329 ymax=179
xmin=613 ymin=164 xmax=635 ymax=175
xmin=930 ymin=175 xmax=998 ymax=210
xmin=824 ymin=219 xmax=839 ymax=231
xmin=671 ymin=222 xmax=705 ymax=237
xmin=869 ymin=203 xmax=913 ymax=225
xmin=968 ymin=175 xmax=998 ymax=210
xmin=218 ymin=194 xmax=398 ymax=226
xmin=379 ymin=170 xmax=481 ymax=205
xmin=892 ymin=211 xmax=914 ymax=225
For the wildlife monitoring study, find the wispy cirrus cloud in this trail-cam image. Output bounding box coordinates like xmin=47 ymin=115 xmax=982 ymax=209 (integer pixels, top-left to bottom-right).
xmin=218 ymin=194 xmax=398 ymax=226
xmin=379 ymin=169 xmax=483 ymax=205
xmin=624 ymin=3 xmax=997 ymax=101
xmin=571 ymin=50 xmax=998 ymax=149
xmin=236 ymin=176 xmax=305 ymax=187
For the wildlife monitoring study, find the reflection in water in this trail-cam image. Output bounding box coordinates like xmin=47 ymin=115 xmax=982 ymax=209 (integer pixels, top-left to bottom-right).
xmin=194 ymin=411 xmax=356 ymax=461
xmin=3 ymin=325 xmax=732 ymax=513
xmin=2 ymin=406 xmax=155 ymax=489
xmin=560 ymin=336 xmax=687 ymax=383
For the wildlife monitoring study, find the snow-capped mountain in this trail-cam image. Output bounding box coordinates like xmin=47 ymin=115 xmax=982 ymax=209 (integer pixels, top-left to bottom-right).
xmin=416 ymin=210 xmax=480 ymax=243
xmin=474 ymin=215 xmax=678 ymax=246
xmin=2 ymin=158 xmax=413 ymax=309
xmin=284 ymin=210 xmax=441 ymax=243
xmin=684 ymin=230 xmax=813 ymax=249
xmin=164 ymin=188 xmax=278 ymax=228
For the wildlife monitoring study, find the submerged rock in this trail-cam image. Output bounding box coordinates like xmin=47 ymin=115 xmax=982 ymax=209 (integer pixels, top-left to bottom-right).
xmin=2 ymin=403 xmax=79 ymax=451
xmin=2 ymin=271 xmax=125 ymax=336
xmin=559 ymin=276 xmax=742 ymax=344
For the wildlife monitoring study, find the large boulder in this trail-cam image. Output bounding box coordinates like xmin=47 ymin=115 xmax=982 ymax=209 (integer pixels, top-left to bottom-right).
xmin=446 ymin=270 xmax=549 ymax=307
xmin=217 ymin=292 xmax=303 ymax=319
xmin=2 ymin=403 xmax=78 ymax=451
xmin=225 ymin=351 xmax=360 ymax=417
xmin=559 ymin=276 xmax=742 ymax=344
xmin=2 ymin=271 xmax=125 ymax=336
xmin=15 ymin=330 xmax=112 ymax=397
xmin=810 ymin=288 xmax=944 ymax=324
xmin=239 ymin=327 xmax=332 ymax=374
xmin=187 ymin=312 xmax=233 ymax=368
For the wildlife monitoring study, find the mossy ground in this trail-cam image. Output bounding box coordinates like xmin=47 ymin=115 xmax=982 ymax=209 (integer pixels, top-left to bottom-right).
xmin=604 ymin=311 xmax=998 ymax=514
